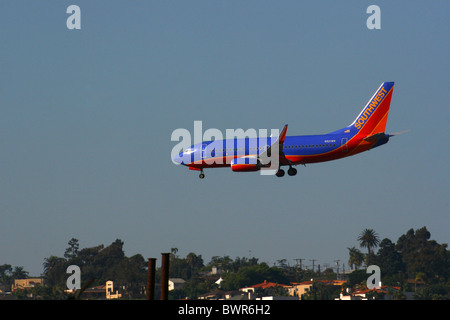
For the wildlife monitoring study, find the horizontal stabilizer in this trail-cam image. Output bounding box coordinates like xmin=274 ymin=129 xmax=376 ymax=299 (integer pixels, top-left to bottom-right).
xmin=388 ymin=130 xmax=411 ymax=137
xmin=364 ymin=132 xmax=386 ymax=142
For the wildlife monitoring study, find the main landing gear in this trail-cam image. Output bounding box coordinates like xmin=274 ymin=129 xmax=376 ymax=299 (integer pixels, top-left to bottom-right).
xmin=288 ymin=167 xmax=297 ymax=176
xmin=276 ymin=166 xmax=297 ymax=177
xmin=199 ymin=170 xmax=205 ymax=179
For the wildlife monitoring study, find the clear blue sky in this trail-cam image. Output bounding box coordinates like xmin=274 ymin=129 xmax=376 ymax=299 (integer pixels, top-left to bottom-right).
xmin=1 ymin=1 xmax=449 ymax=276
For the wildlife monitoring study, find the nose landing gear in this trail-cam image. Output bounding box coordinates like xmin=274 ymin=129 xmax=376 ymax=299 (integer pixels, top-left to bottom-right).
xmin=199 ymin=170 xmax=205 ymax=179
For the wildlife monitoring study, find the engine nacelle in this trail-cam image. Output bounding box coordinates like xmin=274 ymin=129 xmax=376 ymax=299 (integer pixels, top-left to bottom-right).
xmin=231 ymin=157 xmax=260 ymax=172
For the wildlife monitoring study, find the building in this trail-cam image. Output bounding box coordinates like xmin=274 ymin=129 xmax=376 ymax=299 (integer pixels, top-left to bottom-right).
xmin=168 ymin=278 xmax=186 ymax=291
xmin=106 ymin=281 xmax=122 ymax=299
xmin=240 ymin=280 xmax=290 ymax=293
xmin=79 ymin=281 xmax=122 ymax=299
xmin=11 ymin=278 xmax=44 ymax=292
xmin=83 ymin=285 xmax=106 ymax=299
xmin=335 ymin=285 xmax=402 ymax=300
xmin=198 ymin=289 xmax=235 ymax=300
xmin=288 ymin=280 xmax=346 ymax=299
xmin=198 ymin=280 xmax=294 ymax=300
xmin=239 ymin=280 xmax=292 ymax=300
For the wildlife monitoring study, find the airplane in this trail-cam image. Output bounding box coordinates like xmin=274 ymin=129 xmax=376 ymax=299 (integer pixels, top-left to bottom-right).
xmin=173 ymin=82 xmax=407 ymax=179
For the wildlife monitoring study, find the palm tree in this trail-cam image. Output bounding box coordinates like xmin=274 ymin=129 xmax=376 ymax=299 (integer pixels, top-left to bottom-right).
xmin=347 ymin=247 xmax=364 ymax=270
xmin=357 ymin=228 xmax=380 ymax=255
xmin=170 ymin=247 xmax=179 ymax=260
xmin=11 ymin=266 xmax=29 ymax=279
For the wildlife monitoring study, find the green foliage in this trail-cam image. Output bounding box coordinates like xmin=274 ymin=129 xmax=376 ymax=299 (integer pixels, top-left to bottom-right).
xmin=301 ymin=281 xmax=342 ymax=300
xmin=374 ymin=238 xmax=405 ymax=278
xmin=396 ymin=227 xmax=449 ymax=282
xmin=350 ymin=227 xmax=449 ymax=287
xmin=346 ymin=269 xmax=368 ymax=288
xmin=42 ymin=238 xmax=147 ymax=299
xmin=347 ymin=246 xmax=364 ymax=270
xmin=221 ymin=262 xmax=289 ymax=291
xmin=358 ymin=228 xmax=380 ymax=266
xmin=414 ymin=283 xmax=450 ymax=300
xmin=208 ymin=255 xmax=259 ymax=273
xmin=346 ymin=226 xmax=449 ymax=299
xmin=0 ymin=264 xmax=16 ymax=289
xmin=170 ymin=250 xmax=204 ymax=280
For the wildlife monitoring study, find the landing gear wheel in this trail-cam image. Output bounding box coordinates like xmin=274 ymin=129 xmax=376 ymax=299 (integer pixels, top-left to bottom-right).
xmin=288 ymin=167 xmax=297 ymax=176
xmin=199 ymin=172 xmax=205 ymax=179
xmin=276 ymin=169 xmax=285 ymax=177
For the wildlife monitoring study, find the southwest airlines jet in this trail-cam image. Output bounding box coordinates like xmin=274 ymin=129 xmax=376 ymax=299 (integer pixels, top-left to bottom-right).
xmin=173 ymin=82 xmax=405 ymax=179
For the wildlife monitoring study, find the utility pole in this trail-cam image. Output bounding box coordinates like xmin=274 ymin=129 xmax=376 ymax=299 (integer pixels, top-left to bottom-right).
xmin=294 ymin=259 xmax=303 ymax=283
xmin=310 ymin=259 xmax=316 ymax=273
xmin=335 ymin=260 xmax=340 ymax=279
xmin=294 ymin=258 xmax=304 ymax=269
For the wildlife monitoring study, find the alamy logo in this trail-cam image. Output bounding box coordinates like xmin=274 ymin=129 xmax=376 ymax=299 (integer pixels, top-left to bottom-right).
xmin=366 ymin=265 xmax=381 ymax=289
xmin=66 ymin=5 xmax=81 ymax=30
xmin=66 ymin=265 xmax=81 ymax=290
xmin=367 ymin=5 xmax=381 ymax=30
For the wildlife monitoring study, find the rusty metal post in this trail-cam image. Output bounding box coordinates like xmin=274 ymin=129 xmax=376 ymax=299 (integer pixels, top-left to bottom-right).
xmin=160 ymin=253 xmax=170 ymax=300
xmin=146 ymin=258 xmax=156 ymax=300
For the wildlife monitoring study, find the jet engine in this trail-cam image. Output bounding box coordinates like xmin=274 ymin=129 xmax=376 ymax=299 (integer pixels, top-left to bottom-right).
xmin=230 ymin=156 xmax=260 ymax=172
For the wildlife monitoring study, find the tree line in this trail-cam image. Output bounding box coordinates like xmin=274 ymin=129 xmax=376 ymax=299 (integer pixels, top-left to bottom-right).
xmin=348 ymin=227 xmax=448 ymax=281
xmin=0 ymin=226 xmax=448 ymax=299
